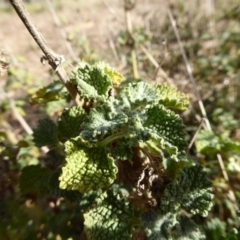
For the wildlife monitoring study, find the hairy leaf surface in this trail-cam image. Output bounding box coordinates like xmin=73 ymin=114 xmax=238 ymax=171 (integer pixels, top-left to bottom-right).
xmin=33 ymin=118 xmax=58 ymax=147
xmin=84 ymin=188 xmax=136 ymax=239
xmin=119 ymin=81 xmax=158 ymax=110
xmin=143 ymin=105 xmax=187 ymax=161
xmin=20 ymin=165 xmax=49 ymax=195
xmin=142 ymin=210 xmax=204 ymax=240
xmin=161 ymin=165 xmax=213 ymax=217
xmin=156 ymin=83 xmax=189 ymax=110
xmin=58 ymin=106 xmax=86 ymax=141
xmin=70 ymin=62 xmax=122 ymax=101
xmin=59 ymin=137 xmax=117 ymax=192
xmin=80 ymin=103 xmax=128 ymax=142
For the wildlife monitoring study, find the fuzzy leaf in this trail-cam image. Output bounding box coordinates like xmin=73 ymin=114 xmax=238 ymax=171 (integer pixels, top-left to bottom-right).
xmin=119 ymin=81 xmax=158 ymax=110
xmin=80 ymin=103 xmax=128 ymax=142
xmin=20 ymin=165 xmax=49 ymax=196
xmin=70 ymin=62 xmax=120 ymax=101
xmin=57 ymin=106 xmax=86 ymax=141
xmin=142 ymin=211 xmax=205 ymax=240
xmin=161 ymin=165 xmax=213 ymax=217
xmin=110 ymin=137 xmax=133 ymax=161
xmin=84 ymin=187 xmax=135 ymax=239
xmin=103 ymin=64 xmax=123 ymax=86
xmin=79 ymin=189 xmax=103 ymax=212
xmin=142 ymin=210 xmax=178 ymax=240
xmin=143 ymin=105 xmax=187 ymax=161
xmin=156 ymin=83 xmax=189 ymax=110
xmin=48 ymin=171 xmax=83 ymax=202
xmin=59 ymin=137 xmax=117 ymax=192
xmin=33 ymin=118 xmax=58 ymax=147
xmin=176 ymin=216 xmax=205 ymax=240
xmin=30 ymin=80 xmax=67 ymax=104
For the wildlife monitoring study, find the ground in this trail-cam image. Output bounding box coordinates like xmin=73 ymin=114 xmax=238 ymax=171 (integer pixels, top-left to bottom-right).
xmin=0 ymin=0 xmax=165 ymax=82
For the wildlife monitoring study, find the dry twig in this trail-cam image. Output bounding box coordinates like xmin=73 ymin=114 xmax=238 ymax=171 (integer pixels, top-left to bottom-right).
xmin=167 ymin=9 xmax=238 ymax=208
xmin=8 ymin=0 xmax=80 ymax=104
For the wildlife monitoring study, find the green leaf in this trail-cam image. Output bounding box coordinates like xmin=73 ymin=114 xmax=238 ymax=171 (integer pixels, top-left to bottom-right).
xmin=70 ymin=61 xmax=120 ymax=101
xmin=48 ymin=171 xmax=83 ymax=202
xmin=204 ymin=218 xmax=226 ymax=240
xmin=142 ymin=210 xmax=178 ymax=240
xmin=156 ymin=83 xmax=189 ymax=110
xmin=196 ymin=130 xmax=240 ymax=155
xmin=20 ymin=165 xmax=49 ymax=196
xmin=33 ymin=118 xmax=58 ymax=147
xmin=84 ymin=187 xmax=136 ymax=240
xmin=142 ymin=211 xmax=205 ymax=240
xmin=79 ymin=189 xmax=103 ymax=212
xmin=222 ymin=229 xmax=240 ymax=240
xmin=195 ymin=130 xmax=221 ymax=155
xmin=57 ymin=106 xmax=86 ymax=141
xmin=119 ymin=81 xmax=158 ymax=110
xmin=176 ymin=215 xmax=205 ymax=240
xmin=59 ymin=137 xmax=118 ymax=192
xmin=103 ymin=64 xmax=123 ymax=86
xmin=110 ymin=137 xmax=133 ymax=161
xmin=143 ymin=105 xmax=187 ymax=161
xmin=30 ymin=80 xmax=67 ymax=104
xmin=80 ymin=102 xmax=128 ymax=142
xmin=161 ymin=165 xmax=213 ymax=217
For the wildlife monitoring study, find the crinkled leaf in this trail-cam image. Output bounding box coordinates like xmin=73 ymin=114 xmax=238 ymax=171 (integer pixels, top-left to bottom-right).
xmin=84 ymin=187 xmax=136 ymax=240
xmin=20 ymin=165 xmax=49 ymax=196
xmin=48 ymin=171 xmax=83 ymax=202
xmin=20 ymin=165 xmax=83 ymax=201
xmin=79 ymin=189 xmax=103 ymax=212
xmin=142 ymin=211 xmax=204 ymax=240
xmin=141 ymin=211 xmax=178 ymax=240
xmin=30 ymin=80 xmax=67 ymax=104
xmin=156 ymin=83 xmax=189 ymax=110
xmin=80 ymin=103 xmax=128 ymax=142
xmin=110 ymin=137 xmax=133 ymax=161
xmin=119 ymin=81 xmax=158 ymax=110
xmin=175 ymin=215 xmax=205 ymax=240
xmin=143 ymin=105 xmax=187 ymax=161
xmin=33 ymin=118 xmax=58 ymax=147
xmin=59 ymin=137 xmax=117 ymax=192
xmin=161 ymin=165 xmax=213 ymax=217
xmin=57 ymin=106 xmax=86 ymax=141
xmin=103 ymin=64 xmax=123 ymax=86
xmin=70 ymin=62 xmax=119 ymax=101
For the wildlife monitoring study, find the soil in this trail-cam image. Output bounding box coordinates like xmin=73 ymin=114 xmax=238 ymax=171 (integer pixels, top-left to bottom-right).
xmin=0 ymin=0 xmax=166 ymax=83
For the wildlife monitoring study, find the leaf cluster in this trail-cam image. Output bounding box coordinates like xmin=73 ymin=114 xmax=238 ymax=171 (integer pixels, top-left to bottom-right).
xmin=25 ymin=61 xmax=213 ymax=239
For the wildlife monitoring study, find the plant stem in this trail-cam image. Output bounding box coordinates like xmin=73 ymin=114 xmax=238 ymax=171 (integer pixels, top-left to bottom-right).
xmin=8 ymin=0 xmax=80 ymax=104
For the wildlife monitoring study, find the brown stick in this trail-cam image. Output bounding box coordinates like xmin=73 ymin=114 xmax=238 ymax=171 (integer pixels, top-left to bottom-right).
xmin=8 ymin=0 xmax=79 ymax=103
